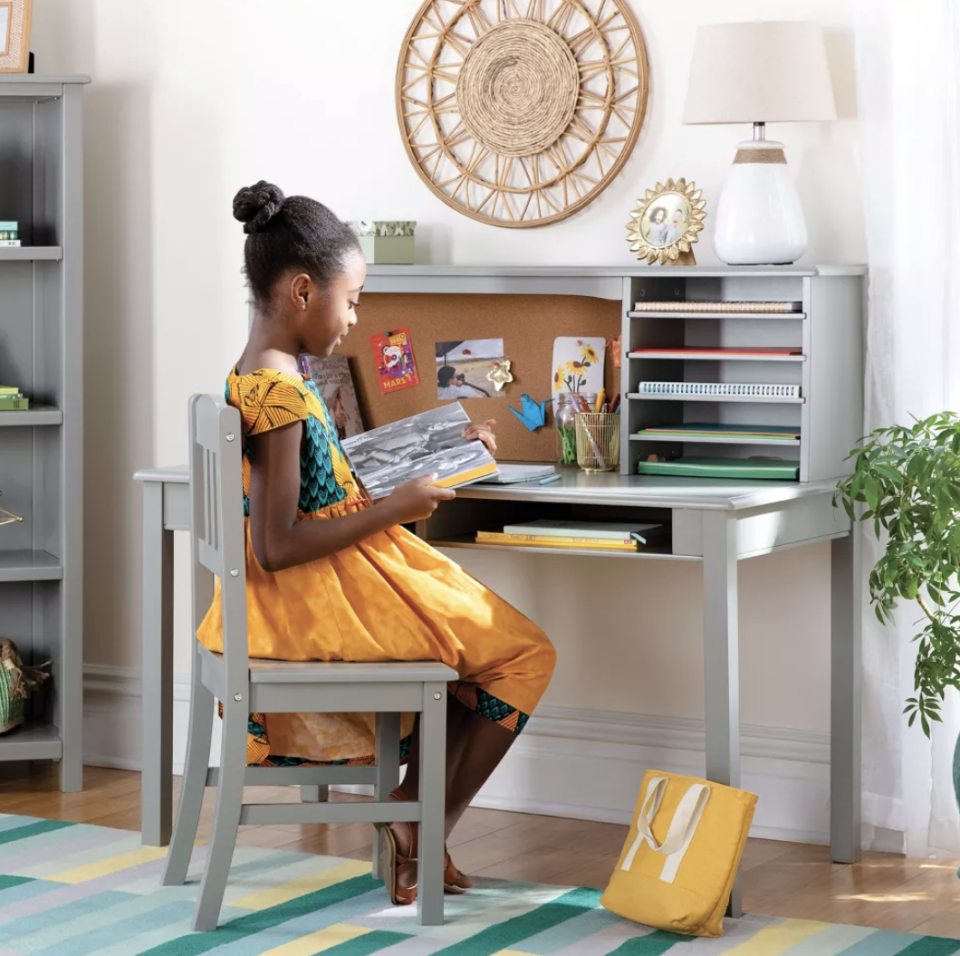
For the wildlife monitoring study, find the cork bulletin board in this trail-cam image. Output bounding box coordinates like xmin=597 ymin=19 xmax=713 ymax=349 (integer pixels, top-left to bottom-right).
xmin=341 ymin=294 xmax=621 ymax=463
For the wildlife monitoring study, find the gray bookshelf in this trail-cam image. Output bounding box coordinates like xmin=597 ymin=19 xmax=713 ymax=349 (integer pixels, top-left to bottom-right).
xmin=0 ymin=75 xmax=88 ymax=790
xmin=620 ymin=268 xmax=865 ymax=481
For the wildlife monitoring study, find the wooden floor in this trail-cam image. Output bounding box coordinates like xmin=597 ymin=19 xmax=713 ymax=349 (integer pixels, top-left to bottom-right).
xmin=2 ymin=764 xmax=960 ymax=938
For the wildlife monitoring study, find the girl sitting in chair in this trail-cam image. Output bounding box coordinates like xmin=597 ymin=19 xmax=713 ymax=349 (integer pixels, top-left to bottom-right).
xmin=197 ymin=181 xmax=557 ymax=906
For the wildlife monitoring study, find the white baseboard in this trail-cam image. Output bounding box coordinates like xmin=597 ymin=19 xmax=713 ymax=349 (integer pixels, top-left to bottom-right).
xmin=83 ymin=665 xmax=835 ymax=844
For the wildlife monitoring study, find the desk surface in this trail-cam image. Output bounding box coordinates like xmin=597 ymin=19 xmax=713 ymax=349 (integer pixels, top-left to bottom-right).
xmin=133 ymin=465 xmax=839 ymax=512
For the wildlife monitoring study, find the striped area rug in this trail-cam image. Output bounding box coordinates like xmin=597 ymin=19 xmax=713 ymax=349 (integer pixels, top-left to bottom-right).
xmin=0 ymin=814 xmax=956 ymax=956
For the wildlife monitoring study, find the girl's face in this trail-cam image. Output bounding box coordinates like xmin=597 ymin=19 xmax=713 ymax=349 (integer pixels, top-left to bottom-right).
xmin=296 ymin=251 xmax=367 ymax=358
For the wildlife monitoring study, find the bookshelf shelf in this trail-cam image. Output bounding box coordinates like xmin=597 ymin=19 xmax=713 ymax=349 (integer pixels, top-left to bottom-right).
xmin=0 ymin=550 xmax=63 ymax=583
xmin=0 ymin=406 xmax=63 ymax=427
xmin=629 ymin=351 xmax=805 ymax=363
xmin=0 ymin=247 xmax=62 ymax=262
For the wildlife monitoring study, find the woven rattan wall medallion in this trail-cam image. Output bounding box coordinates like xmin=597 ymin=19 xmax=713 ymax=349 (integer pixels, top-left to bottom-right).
xmin=397 ymin=0 xmax=649 ymax=228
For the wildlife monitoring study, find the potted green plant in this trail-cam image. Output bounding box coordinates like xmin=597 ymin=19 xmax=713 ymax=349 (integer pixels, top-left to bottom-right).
xmin=835 ymin=412 xmax=960 ymax=759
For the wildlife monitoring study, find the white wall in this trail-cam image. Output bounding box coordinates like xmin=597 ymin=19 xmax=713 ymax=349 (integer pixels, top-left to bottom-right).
xmin=34 ymin=0 xmax=866 ymax=839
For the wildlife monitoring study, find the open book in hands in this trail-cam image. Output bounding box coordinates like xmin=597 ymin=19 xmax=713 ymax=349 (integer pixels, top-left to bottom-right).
xmin=341 ymin=403 xmax=499 ymax=499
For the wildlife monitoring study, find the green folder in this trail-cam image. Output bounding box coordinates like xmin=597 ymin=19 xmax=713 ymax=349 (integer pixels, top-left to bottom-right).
xmin=637 ymin=456 xmax=799 ymax=480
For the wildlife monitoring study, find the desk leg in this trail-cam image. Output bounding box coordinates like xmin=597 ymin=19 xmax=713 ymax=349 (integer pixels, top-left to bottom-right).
xmin=831 ymin=531 xmax=862 ymax=864
xmin=142 ymin=482 xmax=174 ymax=847
xmin=702 ymin=511 xmax=741 ymax=917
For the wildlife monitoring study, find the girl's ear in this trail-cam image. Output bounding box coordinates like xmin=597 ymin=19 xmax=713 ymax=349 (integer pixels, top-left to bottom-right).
xmin=289 ymin=273 xmax=312 ymax=310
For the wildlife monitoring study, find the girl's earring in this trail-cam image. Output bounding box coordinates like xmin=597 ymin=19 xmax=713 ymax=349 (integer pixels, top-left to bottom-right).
xmin=301 ymin=300 xmax=308 ymax=312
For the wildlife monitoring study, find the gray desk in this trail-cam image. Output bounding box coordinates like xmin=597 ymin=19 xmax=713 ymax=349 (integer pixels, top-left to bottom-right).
xmin=134 ymin=466 xmax=861 ymax=909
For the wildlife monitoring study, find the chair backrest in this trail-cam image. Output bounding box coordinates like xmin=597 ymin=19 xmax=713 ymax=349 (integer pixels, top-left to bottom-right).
xmin=188 ymin=395 xmax=249 ymax=694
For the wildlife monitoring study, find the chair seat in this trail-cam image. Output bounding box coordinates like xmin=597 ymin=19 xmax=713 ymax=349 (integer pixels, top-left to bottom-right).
xmin=228 ymin=655 xmax=456 ymax=685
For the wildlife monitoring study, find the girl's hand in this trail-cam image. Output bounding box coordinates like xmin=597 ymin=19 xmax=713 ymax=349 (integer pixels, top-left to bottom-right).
xmin=463 ymin=419 xmax=497 ymax=456
xmin=385 ymin=475 xmax=456 ymax=524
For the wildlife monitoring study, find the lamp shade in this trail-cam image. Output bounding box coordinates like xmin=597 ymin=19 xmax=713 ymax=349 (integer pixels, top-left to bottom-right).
xmin=683 ymin=21 xmax=836 ymax=125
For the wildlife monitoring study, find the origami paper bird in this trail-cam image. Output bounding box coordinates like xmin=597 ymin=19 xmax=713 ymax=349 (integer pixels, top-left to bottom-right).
xmin=508 ymin=394 xmax=552 ymax=432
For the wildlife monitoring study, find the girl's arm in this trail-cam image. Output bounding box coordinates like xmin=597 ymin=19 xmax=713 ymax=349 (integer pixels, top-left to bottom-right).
xmin=248 ymin=422 xmax=454 ymax=572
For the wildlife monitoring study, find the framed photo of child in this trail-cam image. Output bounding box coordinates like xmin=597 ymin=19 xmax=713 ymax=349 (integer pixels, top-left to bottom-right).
xmin=0 ymin=0 xmax=32 ymax=73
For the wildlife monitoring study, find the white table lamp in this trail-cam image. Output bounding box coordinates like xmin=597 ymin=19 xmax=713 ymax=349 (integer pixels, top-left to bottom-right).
xmin=683 ymin=21 xmax=836 ymax=265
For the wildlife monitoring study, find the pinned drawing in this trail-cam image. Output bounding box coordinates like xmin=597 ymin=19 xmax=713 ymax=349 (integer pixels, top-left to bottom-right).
xmin=372 ymin=328 xmax=420 ymax=395
xmin=552 ymin=337 xmax=606 ymax=399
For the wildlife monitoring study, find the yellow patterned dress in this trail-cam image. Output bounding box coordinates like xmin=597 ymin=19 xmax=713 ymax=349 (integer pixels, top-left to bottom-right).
xmin=197 ymin=368 xmax=556 ymax=766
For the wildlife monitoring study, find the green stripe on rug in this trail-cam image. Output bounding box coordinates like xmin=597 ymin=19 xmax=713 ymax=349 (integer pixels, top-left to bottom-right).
xmin=136 ymin=873 xmax=381 ymax=956
xmin=0 ymin=874 xmax=33 ymax=890
xmin=434 ymin=886 xmax=602 ymax=955
xmin=897 ymin=938 xmax=960 ymax=956
xmin=324 ymin=930 xmax=410 ymax=955
xmin=607 ymin=930 xmax=694 ymax=955
xmin=0 ymin=820 xmax=74 ymax=846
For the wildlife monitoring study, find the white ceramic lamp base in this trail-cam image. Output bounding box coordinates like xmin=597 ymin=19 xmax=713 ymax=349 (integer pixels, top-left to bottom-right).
xmin=713 ymin=138 xmax=807 ymax=266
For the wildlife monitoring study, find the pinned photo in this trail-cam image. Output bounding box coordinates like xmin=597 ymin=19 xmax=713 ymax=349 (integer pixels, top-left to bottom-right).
xmin=435 ymin=339 xmax=505 ymax=400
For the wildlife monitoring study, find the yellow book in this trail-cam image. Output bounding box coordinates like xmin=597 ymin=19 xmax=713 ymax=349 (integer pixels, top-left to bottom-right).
xmin=476 ymin=532 xmax=637 ymax=551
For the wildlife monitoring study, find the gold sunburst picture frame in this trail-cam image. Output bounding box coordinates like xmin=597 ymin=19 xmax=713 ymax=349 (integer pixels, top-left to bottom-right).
xmin=626 ymin=178 xmax=707 ymax=265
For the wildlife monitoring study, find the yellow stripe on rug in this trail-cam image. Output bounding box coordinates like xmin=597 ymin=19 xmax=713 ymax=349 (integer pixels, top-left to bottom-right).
xmin=725 ymin=920 xmax=830 ymax=956
xmin=228 ymin=859 xmax=371 ymax=911
xmin=46 ymin=846 xmax=169 ymax=884
xmin=256 ymin=923 xmax=372 ymax=956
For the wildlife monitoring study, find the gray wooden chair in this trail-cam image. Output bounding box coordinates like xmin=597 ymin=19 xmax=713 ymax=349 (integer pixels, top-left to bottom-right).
xmin=161 ymin=394 xmax=454 ymax=931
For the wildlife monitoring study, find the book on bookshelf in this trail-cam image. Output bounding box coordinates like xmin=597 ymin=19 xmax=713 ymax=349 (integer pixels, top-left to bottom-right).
xmin=637 ymin=457 xmax=799 ymax=480
xmin=634 ymin=301 xmax=802 ymax=313
xmin=341 ymin=402 xmax=498 ymax=499
xmin=637 ymin=423 xmax=801 ymax=440
xmin=0 ymin=386 xmax=21 ymax=396
xmin=630 ymin=347 xmax=802 ymax=358
xmin=636 ymin=382 xmax=801 ymax=399
xmin=0 ymin=396 xmax=29 ymax=411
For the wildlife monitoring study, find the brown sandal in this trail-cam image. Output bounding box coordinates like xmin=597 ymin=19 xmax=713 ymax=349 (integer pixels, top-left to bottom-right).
xmin=377 ymin=823 xmax=418 ymax=906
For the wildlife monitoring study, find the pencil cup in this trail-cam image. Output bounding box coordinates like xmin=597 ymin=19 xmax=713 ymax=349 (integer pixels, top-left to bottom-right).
xmin=575 ymin=413 xmax=620 ymax=473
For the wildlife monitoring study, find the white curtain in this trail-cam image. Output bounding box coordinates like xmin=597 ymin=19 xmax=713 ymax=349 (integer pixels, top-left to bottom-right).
xmin=855 ymin=0 xmax=960 ymax=856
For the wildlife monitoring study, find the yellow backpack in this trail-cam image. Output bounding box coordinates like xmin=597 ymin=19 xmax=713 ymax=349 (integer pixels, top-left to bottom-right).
xmin=601 ymin=770 xmax=757 ymax=938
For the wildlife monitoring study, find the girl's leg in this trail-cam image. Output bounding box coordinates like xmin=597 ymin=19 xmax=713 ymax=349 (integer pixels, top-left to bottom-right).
xmin=388 ymin=695 xmax=518 ymax=891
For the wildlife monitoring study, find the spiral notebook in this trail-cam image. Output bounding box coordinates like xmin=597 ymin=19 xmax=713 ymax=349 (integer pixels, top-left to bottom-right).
xmin=637 ymin=382 xmax=801 ymax=399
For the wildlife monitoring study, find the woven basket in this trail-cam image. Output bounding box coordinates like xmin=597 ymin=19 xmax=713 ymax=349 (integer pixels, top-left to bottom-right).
xmin=0 ymin=639 xmax=50 ymax=734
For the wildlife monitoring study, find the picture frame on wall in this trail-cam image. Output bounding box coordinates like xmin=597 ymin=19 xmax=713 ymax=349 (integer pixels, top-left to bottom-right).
xmin=0 ymin=0 xmax=32 ymax=74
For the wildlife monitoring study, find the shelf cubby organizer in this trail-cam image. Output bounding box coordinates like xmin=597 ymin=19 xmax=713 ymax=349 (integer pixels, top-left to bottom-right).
xmin=0 ymin=75 xmax=89 ymax=789
xmin=620 ymin=268 xmax=865 ymax=481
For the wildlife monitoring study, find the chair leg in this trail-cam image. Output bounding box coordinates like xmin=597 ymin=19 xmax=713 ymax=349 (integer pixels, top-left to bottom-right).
xmin=300 ymin=785 xmax=329 ymax=803
xmin=417 ymin=684 xmax=446 ymax=926
xmin=372 ymin=712 xmax=401 ymax=881
xmin=162 ymin=647 xmax=215 ymax=886
xmin=192 ymin=698 xmax=248 ymax=932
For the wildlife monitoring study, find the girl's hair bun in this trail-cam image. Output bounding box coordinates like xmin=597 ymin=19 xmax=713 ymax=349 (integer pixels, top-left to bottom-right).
xmin=233 ymin=181 xmax=286 ymax=234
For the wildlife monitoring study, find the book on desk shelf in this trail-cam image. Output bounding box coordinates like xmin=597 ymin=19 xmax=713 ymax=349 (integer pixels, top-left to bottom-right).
xmin=341 ymin=402 xmax=498 ymax=499
xmin=477 ymin=464 xmax=556 ymax=484
xmin=476 ymin=531 xmax=640 ymax=552
xmin=501 ymin=519 xmax=666 ymax=545
xmin=637 ymin=423 xmax=800 ymax=440
xmin=637 ymin=456 xmax=799 ymax=480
